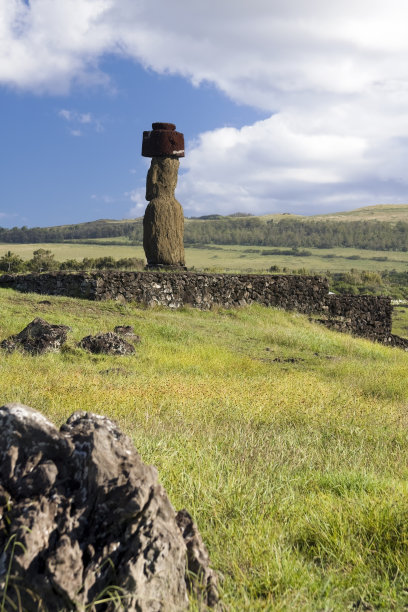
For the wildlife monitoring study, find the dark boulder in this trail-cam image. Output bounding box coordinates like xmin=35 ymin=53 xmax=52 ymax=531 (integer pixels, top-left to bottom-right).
xmin=0 ymin=404 xmax=220 ymax=611
xmin=114 ymin=325 xmax=142 ymax=343
xmin=79 ymin=331 xmax=135 ymax=355
xmin=0 ymin=317 xmax=70 ymax=354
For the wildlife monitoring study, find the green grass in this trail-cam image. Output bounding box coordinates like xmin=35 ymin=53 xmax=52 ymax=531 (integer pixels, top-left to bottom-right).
xmin=3 ymin=241 xmax=408 ymax=275
xmin=391 ymin=304 xmax=408 ymax=337
xmin=1 ymin=289 xmax=408 ymax=609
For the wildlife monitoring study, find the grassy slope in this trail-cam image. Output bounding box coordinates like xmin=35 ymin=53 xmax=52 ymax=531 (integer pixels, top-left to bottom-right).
xmin=1 ymin=289 xmax=408 ymax=610
xmin=312 ymin=203 xmax=408 ymax=223
xmin=259 ymin=203 xmax=408 ymax=223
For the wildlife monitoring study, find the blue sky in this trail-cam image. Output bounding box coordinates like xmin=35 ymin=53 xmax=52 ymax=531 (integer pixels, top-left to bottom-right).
xmin=1 ymin=58 xmax=265 ymax=227
xmin=1 ymin=0 xmax=408 ymax=228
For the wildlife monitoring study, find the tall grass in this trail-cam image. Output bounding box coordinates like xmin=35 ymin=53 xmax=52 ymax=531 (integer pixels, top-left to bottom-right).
xmin=1 ymin=289 xmax=408 ymax=609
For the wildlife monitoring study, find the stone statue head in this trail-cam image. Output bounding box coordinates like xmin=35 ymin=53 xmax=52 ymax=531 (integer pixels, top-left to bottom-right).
xmin=146 ymin=157 xmax=180 ymax=201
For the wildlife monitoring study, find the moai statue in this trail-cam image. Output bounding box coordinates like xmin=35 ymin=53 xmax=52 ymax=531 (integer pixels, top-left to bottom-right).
xmin=142 ymin=122 xmax=186 ymax=268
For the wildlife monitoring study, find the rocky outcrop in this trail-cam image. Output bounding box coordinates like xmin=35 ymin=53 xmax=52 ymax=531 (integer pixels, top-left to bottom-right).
xmin=143 ymin=156 xmax=185 ymax=267
xmin=79 ymin=331 xmax=136 ymax=355
xmin=0 ymin=317 xmax=70 ymax=354
xmin=0 ymin=404 xmax=220 ymax=611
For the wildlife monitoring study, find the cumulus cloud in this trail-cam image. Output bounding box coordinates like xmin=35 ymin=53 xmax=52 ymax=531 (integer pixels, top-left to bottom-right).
xmin=3 ymin=0 xmax=408 ymax=212
xmin=178 ymin=102 xmax=408 ymax=215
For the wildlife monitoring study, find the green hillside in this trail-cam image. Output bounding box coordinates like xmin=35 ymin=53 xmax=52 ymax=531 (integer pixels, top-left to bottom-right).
xmin=312 ymin=203 xmax=408 ymax=223
xmin=3 ymin=204 xmax=408 ymax=251
xmin=1 ymin=289 xmax=408 ymax=609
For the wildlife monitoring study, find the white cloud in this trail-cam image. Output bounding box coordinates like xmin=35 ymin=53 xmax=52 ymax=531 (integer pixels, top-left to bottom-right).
xmin=178 ymin=102 xmax=408 ymax=215
xmin=3 ymin=1 xmax=408 ymax=212
xmin=126 ymin=187 xmax=145 ymax=217
xmin=90 ymin=193 xmax=116 ymax=204
xmin=58 ymin=108 xmax=103 ymax=135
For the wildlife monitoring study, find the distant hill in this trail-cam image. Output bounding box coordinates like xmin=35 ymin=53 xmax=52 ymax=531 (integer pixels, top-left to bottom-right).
xmin=2 ymin=204 xmax=408 ymax=251
xmin=312 ymin=204 xmax=408 ymax=223
xmin=259 ymin=204 xmax=408 ymax=223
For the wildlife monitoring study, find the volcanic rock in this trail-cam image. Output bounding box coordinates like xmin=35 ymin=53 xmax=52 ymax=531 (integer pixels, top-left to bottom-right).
xmin=0 ymin=317 xmax=70 ymax=354
xmin=114 ymin=325 xmax=141 ymax=343
xmin=0 ymin=404 xmax=220 ymax=611
xmin=176 ymin=509 xmax=220 ymax=608
xmin=143 ymin=156 xmax=185 ymax=267
xmin=79 ymin=331 xmax=136 ymax=355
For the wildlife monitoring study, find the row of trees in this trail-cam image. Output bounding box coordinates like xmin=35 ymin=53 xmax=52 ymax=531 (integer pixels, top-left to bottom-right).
xmin=129 ymin=217 xmax=408 ymax=251
xmin=0 ymin=250 xmax=144 ymax=274
xmin=2 ymin=216 xmax=408 ymax=251
xmin=182 ymin=218 xmax=408 ymax=251
xmin=0 ymin=221 xmax=137 ymax=244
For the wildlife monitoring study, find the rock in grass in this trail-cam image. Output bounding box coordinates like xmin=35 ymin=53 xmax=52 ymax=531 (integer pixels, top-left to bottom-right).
xmin=0 ymin=317 xmax=71 ymax=354
xmin=0 ymin=404 xmax=220 ymax=611
xmin=114 ymin=325 xmax=142 ymax=343
xmin=79 ymin=331 xmax=135 ymax=355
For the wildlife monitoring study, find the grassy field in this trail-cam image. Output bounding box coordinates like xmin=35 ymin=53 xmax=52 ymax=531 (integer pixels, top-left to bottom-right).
xmin=3 ymin=241 xmax=408 ymax=275
xmin=1 ymin=289 xmax=408 ymax=609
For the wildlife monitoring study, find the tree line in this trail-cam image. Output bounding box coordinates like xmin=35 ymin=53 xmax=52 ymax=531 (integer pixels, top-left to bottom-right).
xmin=0 ymin=221 xmax=137 ymax=243
xmin=1 ymin=216 xmax=408 ymax=251
xmin=182 ymin=218 xmax=408 ymax=251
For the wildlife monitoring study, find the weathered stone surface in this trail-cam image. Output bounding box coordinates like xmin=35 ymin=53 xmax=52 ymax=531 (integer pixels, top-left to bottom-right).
xmin=0 ymin=405 xmax=219 ymax=611
xmin=0 ymin=317 xmax=70 ymax=354
xmin=143 ymin=156 xmax=185 ymax=267
xmin=176 ymin=509 xmax=220 ymax=609
xmin=79 ymin=331 xmax=136 ymax=355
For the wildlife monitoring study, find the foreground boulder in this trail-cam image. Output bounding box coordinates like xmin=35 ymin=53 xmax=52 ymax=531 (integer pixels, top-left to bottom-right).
xmin=0 ymin=317 xmax=70 ymax=354
xmin=79 ymin=331 xmax=136 ymax=355
xmin=0 ymin=404 xmax=219 ymax=611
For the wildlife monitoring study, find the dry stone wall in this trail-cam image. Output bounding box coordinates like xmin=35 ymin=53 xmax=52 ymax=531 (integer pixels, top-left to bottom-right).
xmin=0 ymin=270 xmax=396 ymax=343
xmin=318 ymin=294 xmax=393 ymax=341
xmin=0 ymin=271 xmax=329 ymax=312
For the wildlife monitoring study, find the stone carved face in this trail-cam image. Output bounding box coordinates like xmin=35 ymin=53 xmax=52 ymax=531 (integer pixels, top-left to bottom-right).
xmin=146 ymin=157 xmax=180 ymax=201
